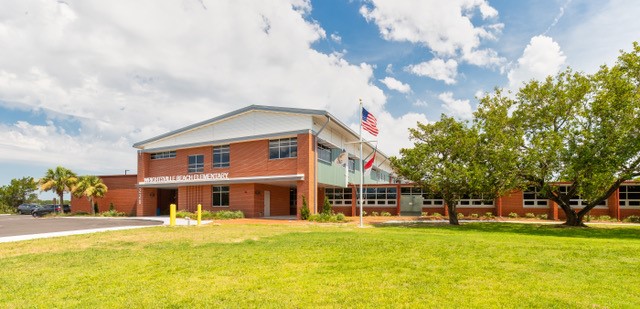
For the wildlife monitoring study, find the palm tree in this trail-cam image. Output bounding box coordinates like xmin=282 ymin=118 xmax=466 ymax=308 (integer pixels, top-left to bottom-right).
xmin=74 ymin=175 xmax=108 ymax=215
xmin=39 ymin=166 xmax=78 ymax=214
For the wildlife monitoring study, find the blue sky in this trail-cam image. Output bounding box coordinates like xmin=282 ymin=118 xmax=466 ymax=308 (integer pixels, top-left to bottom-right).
xmin=1 ymin=0 xmax=639 ymax=198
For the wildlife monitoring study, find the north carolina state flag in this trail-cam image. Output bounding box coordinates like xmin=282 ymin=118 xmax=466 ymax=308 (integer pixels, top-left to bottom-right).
xmin=363 ymin=150 xmax=376 ymax=170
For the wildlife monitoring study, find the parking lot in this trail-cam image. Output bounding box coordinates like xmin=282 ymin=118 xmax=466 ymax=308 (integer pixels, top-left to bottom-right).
xmin=0 ymin=215 xmax=162 ymax=238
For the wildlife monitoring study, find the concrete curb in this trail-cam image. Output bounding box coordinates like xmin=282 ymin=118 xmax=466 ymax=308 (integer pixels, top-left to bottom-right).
xmin=0 ymin=216 xmax=214 ymax=243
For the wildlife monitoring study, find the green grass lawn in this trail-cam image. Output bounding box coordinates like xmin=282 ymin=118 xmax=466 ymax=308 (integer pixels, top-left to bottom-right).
xmin=1 ymin=222 xmax=640 ymax=308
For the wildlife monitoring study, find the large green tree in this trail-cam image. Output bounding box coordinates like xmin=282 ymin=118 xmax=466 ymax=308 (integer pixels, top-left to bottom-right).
xmin=39 ymin=166 xmax=78 ymax=213
xmin=391 ymin=115 xmax=485 ymax=225
xmin=477 ymin=43 xmax=640 ymax=226
xmin=73 ymin=175 xmax=108 ymax=215
xmin=0 ymin=176 xmax=38 ymax=208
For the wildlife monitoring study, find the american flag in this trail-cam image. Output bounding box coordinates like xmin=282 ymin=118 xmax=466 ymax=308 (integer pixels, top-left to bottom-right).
xmin=361 ymin=107 xmax=378 ymax=136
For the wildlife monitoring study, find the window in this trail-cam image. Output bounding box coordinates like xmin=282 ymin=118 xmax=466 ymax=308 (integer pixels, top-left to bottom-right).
xmin=269 ymin=138 xmax=297 ymax=159
xmin=348 ymin=159 xmax=356 ymax=173
xmin=356 ymin=187 xmax=397 ymax=206
xmin=212 ymin=186 xmax=229 ymax=207
xmin=150 ymin=151 xmax=176 ymax=160
xmin=523 ymin=187 xmax=548 ymax=208
xmin=400 ymin=187 xmax=443 ymax=206
xmin=458 ymin=194 xmax=494 ymax=208
xmin=318 ymin=144 xmax=332 ymax=163
xmin=619 ymin=185 xmax=640 ymax=207
xmin=213 ymin=145 xmax=230 ymax=168
xmin=557 ymin=185 xmax=607 ymax=208
xmin=188 ymin=154 xmax=204 ymax=173
xmin=325 ymin=187 xmax=352 ymax=205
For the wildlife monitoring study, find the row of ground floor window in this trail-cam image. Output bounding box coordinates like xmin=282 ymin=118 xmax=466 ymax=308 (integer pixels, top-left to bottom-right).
xmin=71 ymin=178 xmax=640 ymax=220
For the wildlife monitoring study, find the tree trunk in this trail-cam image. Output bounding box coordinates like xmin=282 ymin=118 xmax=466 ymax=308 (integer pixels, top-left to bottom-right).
xmin=89 ymin=197 xmax=94 ymax=215
xmin=58 ymin=193 xmax=64 ymax=215
xmin=447 ymin=204 xmax=460 ymax=225
xmin=561 ymin=204 xmax=587 ymax=227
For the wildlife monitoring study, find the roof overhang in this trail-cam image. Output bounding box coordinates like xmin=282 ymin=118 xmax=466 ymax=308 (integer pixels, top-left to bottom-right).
xmin=137 ymin=174 xmax=305 ymax=188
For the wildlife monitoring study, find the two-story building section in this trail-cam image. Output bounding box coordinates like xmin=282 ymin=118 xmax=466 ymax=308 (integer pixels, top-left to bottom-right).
xmin=131 ymin=105 xmax=395 ymax=218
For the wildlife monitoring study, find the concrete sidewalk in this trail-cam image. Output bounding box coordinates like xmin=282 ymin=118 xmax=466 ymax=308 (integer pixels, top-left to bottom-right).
xmin=0 ymin=216 xmax=213 ymax=243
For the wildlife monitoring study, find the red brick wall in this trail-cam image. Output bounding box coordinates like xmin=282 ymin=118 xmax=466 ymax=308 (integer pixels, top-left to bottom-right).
xmin=71 ymin=175 xmax=138 ymax=215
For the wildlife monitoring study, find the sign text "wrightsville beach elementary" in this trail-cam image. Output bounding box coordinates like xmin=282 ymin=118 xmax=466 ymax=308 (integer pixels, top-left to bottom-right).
xmin=143 ymin=173 xmax=229 ymax=184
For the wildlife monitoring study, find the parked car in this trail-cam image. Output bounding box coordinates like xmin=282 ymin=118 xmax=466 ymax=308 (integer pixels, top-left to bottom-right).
xmin=17 ymin=203 xmax=40 ymax=215
xmin=31 ymin=204 xmax=71 ymax=217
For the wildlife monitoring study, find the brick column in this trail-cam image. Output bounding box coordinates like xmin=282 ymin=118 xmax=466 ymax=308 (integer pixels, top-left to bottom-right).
xmin=549 ymin=200 xmax=559 ymax=220
xmin=296 ymin=133 xmax=316 ymax=219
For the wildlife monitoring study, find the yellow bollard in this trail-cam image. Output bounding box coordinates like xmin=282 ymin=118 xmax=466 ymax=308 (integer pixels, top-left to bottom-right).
xmin=197 ymin=204 xmax=202 ymax=226
xmin=169 ymin=203 xmax=176 ymax=226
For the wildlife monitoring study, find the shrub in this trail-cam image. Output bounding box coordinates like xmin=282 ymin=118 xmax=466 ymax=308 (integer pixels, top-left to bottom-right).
xmin=597 ymin=215 xmax=614 ymax=222
xmin=421 ymin=212 xmax=428 ymax=217
xmin=361 ymin=210 xmax=368 ymax=216
xmin=470 ymin=213 xmax=479 ymax=218
xmin=431 ymin=212 xmax=442 ymax=218
xmin=623 ymin=215 xmax=640 ymax=223
xmin=109 ymin=202 xmax=115 ymax=211
xmin=484 ymin=212 xmax=494 ymax=219
xmin=100 ymin=209 xmax=126 ymax=217
xmin=525 ymin=213 xmax=536 ymax=218
xmin=371 ymin=211 xmax=379 ymax=217
xmin=300 ymin=195 xmax=310 ymax=220
xmin=74 ymin=211 xmax=90 ymax=216
xmin=537 ymin=214 xmax=548 ymax=220
xmin=0 ymin=202 xmax=15 ymax=214
xmin=212 ymin=210 xmax=244 ymax=219
xmin=381 ymin=212 xmax=391 ymax=217
xmin=176 ymin=210 xmax=193 ymax=218
xmin=508 ymin=212 xmax=519 ymax=218
xmin=308 ymin=212 xmax=347 ymax=223
xmin=322 ymin=196 xmax=333 ymax=215
xmin=457 ymin=212 xmax=464 ymax=219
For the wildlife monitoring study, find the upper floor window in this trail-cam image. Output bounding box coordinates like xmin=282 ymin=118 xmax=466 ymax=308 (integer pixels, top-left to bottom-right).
xmin=269 ymin=138 xmax=297 ymax=159
xmin=348 ymin=159 xmax=356 ymax=173
xmin=213 ymin=145 xmax=230 ymax=168
xmin=318 ymin=144 xmax=332 ymax=163
xmin=151 ymin=151 xmax=176 ymax=160
xmin=188 ymin=154 xmax=204 ymax=173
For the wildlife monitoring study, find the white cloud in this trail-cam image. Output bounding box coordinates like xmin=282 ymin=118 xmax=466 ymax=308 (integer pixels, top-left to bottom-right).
xmin=385 ymin=64 xmax=394 ymax=74
xmin=0 ymin=0 xmax=395 ymax=173
xmin=330 ymin=33 xmax=342 ymax=43
xmin=360 ymin=0 xmax=504 ymax=67
xmin=507 ymin=35 xmax=567 ymax=89
xmin=413 ymin=99 xmax=428 ymax=107
xmin=351 ymin=111 xmax=430 ymax=157
xmin=405 ymin=58 xmax=458 ymax=84
xmin=438 ymin=92 xmax=473 ymax=120
xmin=379 ymin=77 xmax=411 ymax=93
xmin=558 ymin=0 xmax=640 ymax=73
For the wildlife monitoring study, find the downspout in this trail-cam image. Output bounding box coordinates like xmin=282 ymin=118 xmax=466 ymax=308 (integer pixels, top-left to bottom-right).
xmin=313 ymin=115 xmax=331 ymax=214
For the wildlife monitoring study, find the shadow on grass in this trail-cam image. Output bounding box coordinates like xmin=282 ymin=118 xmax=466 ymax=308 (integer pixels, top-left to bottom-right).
xmin=373 ymin=221 xmax=640 ymax=240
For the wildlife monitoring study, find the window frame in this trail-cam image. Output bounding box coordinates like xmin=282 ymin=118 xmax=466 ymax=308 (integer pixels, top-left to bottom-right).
xmin=212 ymin=186 xmax=230 ymax=207
xmin=269 ymin=138 xmax=298 ymax=160
xmin=150 ymin=151 xmax=176 ymax=160
xmin=213 ymin=145 xmax=230 ymax=168
xmin=619 ymin=184 xmax=640 ymax=208
xmin=317 ymin=144 xmax=332 ymax=163
xmin=522 ymin=187 xmax=549 ymax=208
xmin=356 ymin=187 xmax=397 ymax=207
xmin=325 ymin=187 xmax=353 ymax=206
xmin=188 ymin=154 xmax=205 ymax=173
xmin=557 ymin=185 xmax=607 ymax=208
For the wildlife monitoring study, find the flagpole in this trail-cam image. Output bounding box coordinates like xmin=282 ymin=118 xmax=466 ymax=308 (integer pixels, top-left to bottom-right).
xmin=359 ymin=99 xmax=364 ymax=228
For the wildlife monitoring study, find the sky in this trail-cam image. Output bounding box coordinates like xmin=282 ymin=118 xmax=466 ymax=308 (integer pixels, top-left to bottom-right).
xmin=1 ymin=0 xmax=639 ymax=197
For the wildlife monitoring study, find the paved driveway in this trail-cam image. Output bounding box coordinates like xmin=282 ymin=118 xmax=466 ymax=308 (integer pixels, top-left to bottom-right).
xmin=0 ymin=215 xmax=162 ymax=238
